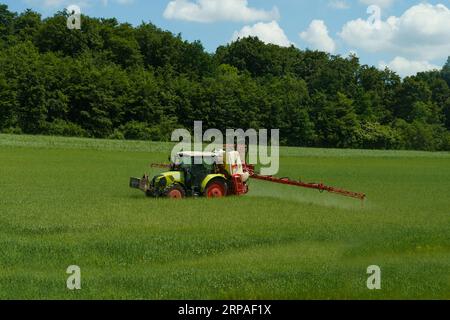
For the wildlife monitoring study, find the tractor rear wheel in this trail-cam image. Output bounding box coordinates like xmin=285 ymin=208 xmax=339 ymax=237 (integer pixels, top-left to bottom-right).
xmin=165 ymin=185 xmax=185 ymax=199
xmin=205 ymin=180 xmax=227 ymax=198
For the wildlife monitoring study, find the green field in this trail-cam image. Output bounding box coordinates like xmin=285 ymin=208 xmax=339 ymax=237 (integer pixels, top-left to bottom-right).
xmin=0 ymin=134 xmax=449 ymax=300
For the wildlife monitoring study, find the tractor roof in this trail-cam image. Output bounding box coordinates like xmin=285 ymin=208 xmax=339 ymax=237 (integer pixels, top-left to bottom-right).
xmin=177 ymin=151 xmax=220 ymax=158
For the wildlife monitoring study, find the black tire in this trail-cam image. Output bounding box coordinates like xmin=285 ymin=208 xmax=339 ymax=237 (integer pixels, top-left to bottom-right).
xmin=164 ymin=184 xmax=186 ymax=199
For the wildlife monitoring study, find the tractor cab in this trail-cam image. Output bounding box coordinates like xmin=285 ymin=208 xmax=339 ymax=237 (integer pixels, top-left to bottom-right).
xmin=173 ymin=152 xmax=218 ymax=195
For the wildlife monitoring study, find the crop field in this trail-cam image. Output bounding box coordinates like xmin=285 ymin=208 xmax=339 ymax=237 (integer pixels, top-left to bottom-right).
xmin=0 ymin=134 xmax=449 ymax=299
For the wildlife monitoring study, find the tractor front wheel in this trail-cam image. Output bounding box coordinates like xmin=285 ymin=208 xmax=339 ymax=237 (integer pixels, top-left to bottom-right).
xmin=205 ymin=180 xmax=227 ymax=198
xmin=165 ymin=185 xmax=186 ymax=199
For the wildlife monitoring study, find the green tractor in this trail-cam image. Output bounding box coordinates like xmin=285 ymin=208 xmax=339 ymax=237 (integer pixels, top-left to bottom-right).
xmin=130 ymin=151 xmax=250 ymax=198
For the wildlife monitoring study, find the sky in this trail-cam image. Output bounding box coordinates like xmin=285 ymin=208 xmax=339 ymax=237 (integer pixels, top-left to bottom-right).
xmin=2 ymin=0 xmax=450 ymax=77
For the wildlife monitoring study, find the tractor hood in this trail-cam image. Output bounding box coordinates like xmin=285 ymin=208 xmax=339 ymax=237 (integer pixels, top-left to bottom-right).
xmin=155 ymin=171 xmax=184 ymax=186
xmin=159 ymin=171 xmax=182 ymax=181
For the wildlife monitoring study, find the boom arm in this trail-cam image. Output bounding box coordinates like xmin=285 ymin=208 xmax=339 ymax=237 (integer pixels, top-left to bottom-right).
xmin=250 ymin=173 xmax=366 ymax=200
xmin=244 ymin=164 xmax=365 ymax=201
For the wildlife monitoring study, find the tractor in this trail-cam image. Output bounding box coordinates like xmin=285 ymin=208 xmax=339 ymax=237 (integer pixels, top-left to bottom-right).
xmin=129 ymin=150 xmax=250 ymax=198
xmin=130 ymin=148 xmax=366 ymax=201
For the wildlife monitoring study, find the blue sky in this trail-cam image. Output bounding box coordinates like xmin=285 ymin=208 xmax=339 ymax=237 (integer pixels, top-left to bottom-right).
xmin=3 ymin=0 xmax=450 ymax=77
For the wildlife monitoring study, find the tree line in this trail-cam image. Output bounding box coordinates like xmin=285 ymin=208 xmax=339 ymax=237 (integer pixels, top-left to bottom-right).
xmin=1 ymin=5 xmax=449 ymax=151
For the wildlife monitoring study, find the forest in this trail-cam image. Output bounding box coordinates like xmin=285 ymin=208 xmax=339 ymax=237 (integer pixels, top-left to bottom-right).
xmin=1 ymin=4 xmax=449 ymax=151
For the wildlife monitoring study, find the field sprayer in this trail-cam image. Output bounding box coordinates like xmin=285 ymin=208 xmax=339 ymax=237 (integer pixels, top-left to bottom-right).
xmin=129 ymin=146 xmax=366 ymax=201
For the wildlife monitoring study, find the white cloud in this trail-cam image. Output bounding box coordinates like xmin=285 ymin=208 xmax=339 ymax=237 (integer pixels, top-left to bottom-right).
xmin=299 ymin=20 xmax=336 ymax=53
xmin=359 ymin=0 xmax=395 ymax=9
xmin=232 ymin=21 xmax=291 ymax=47
xmin=329 ymin=0 xmax=350 ymax=10
xmin=339 ymin=3 xmax=450 ymax=61
xmin=379 ymin=56 xmax=440 ymax=77
xmin=163 ymin=0 xmax=279 ymax=23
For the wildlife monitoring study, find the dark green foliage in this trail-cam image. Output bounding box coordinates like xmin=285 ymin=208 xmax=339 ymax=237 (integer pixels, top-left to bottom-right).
xmin=442 ymin=57 xmax=450 ymax=86
xmin=0 ymin=72 xmax=15 ymax=129
xmin=119 ymin=117 xmax=178 ymax=142
xmin=216 ymin=37 xmax=295 ymax=78
xmin=394 ymin=120 xmax=448 ymax=151
xmin=43 ymin=119 xmax=87 ymax=137
xmin=13 ymin=9 xmax=42 ymax=43
xmin=0 ymin=4 xmax=16 ymax=41
xmin=0 ymin=5 xmax=449 ymax=150
xmin=357 ymin=122 xmax=401 ymax=150
xmin=314 ymin=92 xmax=360 ymax=148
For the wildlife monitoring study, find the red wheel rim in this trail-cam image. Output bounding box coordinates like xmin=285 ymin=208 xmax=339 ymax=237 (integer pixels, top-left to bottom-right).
xmin=207 ymin=183 xmax=225 ymax=198
xmin=167 ymin=189 xmax=183 ymax=199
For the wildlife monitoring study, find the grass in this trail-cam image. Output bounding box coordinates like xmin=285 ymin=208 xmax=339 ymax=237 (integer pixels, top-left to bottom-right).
xmin=0 ymin=133 xmax=449 ymax=300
